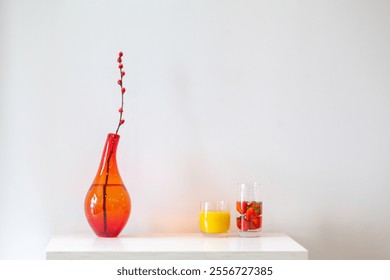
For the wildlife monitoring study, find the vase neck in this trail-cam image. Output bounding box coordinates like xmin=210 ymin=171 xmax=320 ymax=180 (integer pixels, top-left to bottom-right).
xmin=95 ymin=133 xmax=122 ymax=184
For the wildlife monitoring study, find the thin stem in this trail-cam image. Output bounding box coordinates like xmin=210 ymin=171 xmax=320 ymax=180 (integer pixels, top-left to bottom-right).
xmin=102 ymin=135 xmax=116 ymax=234
xmin=115 ymin=70 xmax=125 ymax=134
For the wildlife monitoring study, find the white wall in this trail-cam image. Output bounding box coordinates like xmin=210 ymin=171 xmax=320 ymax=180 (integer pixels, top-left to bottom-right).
xmin=1 ymin=0 xmax=390 ymax=259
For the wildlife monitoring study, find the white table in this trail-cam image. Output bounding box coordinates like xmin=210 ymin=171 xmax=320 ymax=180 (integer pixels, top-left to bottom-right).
xmin=45 ymin=232 xmax=308 ymax=260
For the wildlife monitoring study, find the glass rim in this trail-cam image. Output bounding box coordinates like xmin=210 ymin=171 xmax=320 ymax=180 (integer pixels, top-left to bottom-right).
xmin=200 ymin=200 xmax=229 ymax=211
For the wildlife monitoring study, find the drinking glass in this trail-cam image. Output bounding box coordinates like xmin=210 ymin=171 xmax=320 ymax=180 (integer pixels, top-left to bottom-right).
xmin=236 ymin=183 xmax=262 ymax=237
xmin=199 ymin=201 xmax=230 ymax=236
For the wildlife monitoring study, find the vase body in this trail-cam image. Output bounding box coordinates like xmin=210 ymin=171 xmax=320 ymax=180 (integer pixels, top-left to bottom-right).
xmin=84 ymin=133 xmax=131 ymax=237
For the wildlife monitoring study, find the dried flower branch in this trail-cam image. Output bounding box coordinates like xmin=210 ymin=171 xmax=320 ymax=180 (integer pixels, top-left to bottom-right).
xmin=101 ymin=51 xmax=127 ymax=234
xmin=115 ymin=51 xmax=126 ymax=134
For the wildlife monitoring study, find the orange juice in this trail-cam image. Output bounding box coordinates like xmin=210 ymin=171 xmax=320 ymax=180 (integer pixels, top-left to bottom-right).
xmin=199 ymin=210 xmax=230 ymax=234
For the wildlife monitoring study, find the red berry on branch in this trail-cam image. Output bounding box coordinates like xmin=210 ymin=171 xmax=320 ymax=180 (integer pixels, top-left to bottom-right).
xmin=121 ymin=71 xmax=125 ymax=77
xmin=118 ymin=107 xmax=123 ymax=113
xmin=119 ymin=63 xmax=123 ymax=69
xmin=119 ymin=51 xmax=123 ymax=57
xmin=117 ymin=57 xmax=122 ymax=63
xmin=121 ymin=87 xmax=126 ymax=94
xmin=120 ymin=119 xmax=125 ymax=125
xmin=117 ymin=80 xmax=122 ymax=85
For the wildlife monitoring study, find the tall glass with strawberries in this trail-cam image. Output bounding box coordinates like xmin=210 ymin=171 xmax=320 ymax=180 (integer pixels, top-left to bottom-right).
xmin=236 ymin=183 xmax=262 ymax=237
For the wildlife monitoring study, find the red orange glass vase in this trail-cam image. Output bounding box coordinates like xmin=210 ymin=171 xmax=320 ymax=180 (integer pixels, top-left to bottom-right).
xmin=84 ymin=133 xmax=131 ymax=237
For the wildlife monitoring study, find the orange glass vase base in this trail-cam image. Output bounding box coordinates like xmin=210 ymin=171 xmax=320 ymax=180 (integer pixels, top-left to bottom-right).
xmin=84 ymin=133 xmax=131 ymax=238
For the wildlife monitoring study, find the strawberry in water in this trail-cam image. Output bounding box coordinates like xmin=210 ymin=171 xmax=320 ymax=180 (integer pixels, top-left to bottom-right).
xmin=245 ymin=207 xmax=258 ymax=221
xmin=249 ymin=216 xmax=262 ymax=230
xmin=236 ymin=201 xmax=248 ymax=214
xmin=236 ymin=217 xmax=249 ymax=231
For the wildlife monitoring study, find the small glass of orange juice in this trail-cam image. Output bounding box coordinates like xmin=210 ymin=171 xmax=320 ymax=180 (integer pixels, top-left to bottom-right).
xmin=199 ymin=201 xmax=230 ymax=236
